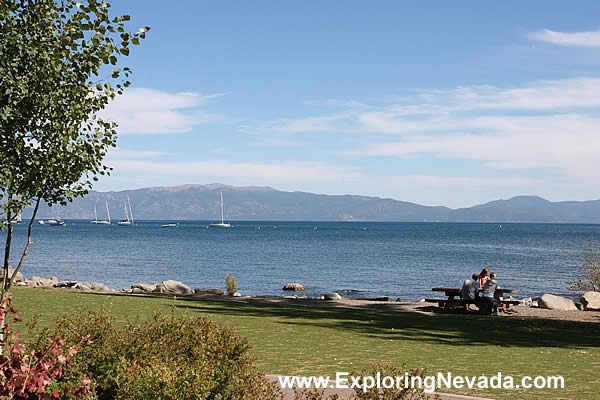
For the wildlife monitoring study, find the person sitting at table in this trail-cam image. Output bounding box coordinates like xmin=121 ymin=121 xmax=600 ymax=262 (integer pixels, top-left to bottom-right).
xmin=478 ymin=268 xmax=489 ymax=289
xmin=461 ymin=273 xmax=479 ymax=301
xmin=481 ymin=272 xmax=500 ymax=315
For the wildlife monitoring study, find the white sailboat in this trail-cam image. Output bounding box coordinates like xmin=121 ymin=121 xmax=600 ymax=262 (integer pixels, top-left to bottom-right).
xmin=90 ymin=203 xmax=101 ymax=224
xmin=10 ymin=213 xmax=22 ymax=224
xmin=117 ymin=195 xmax=134 ymax=226
xmin=97 ymin=200 xmax=111 ymax=225
xmin=209 ymin=192 xmax=231 ymax=228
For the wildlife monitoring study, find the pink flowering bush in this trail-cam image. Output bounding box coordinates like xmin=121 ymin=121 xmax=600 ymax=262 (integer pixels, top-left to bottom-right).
xmin=0 ymin=298 xmax=90 ymax=399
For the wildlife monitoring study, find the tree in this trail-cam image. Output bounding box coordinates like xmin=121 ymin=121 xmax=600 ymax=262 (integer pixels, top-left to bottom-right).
xmin=0 ymin=0 xmax=149 ymax=301
xmin=568 ymin=245 xmax=600 ymax=292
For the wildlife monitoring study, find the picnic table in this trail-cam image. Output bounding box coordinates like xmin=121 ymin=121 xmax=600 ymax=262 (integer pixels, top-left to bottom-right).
xmin=426 ymin=287 xmax=519 ymax=312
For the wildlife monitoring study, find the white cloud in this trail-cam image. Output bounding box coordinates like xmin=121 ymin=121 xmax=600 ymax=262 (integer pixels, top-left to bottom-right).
xmin=529 ymin=28 xmax=600 ymax=47
xmin=107 ymin=148 xmax=171 ymax=159
xmin=109 ymin=159 xmax=364 ymax=183
xmin=385 ymin=175 xmax=544 ymax=188
xmin=100 ymin=88 xmax=225 ymax=134
xmin=251 ymin=77 xmax=600 ymax=184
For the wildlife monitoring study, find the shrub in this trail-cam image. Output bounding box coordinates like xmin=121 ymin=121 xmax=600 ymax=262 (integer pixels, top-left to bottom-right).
xmin=569 ymin=245 xmax=600 ymax=292
xmin=225 ymin=273 xmax=238 ymax=296
xmin=32 ymin=309 xmax=280 ymax=400
xmin=0 ymin=298 xmax=91 ymax=399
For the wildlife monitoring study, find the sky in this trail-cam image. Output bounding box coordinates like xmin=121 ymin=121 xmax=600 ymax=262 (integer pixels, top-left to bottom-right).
xmin=95 ymin=1 xmax=600 ymax=208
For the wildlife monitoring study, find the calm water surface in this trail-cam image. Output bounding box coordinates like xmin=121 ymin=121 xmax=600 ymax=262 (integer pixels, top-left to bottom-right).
xmin=6 ymin=221 xmax=600 ymax=300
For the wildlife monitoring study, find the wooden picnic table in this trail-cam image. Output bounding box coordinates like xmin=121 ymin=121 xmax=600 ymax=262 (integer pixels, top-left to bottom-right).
xmin=430 ymin=287 xmax=519 ymax=312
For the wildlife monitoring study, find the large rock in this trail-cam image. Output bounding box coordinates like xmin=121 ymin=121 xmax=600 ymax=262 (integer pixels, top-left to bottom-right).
xmin=581 ymin=291 xmax=600 ymax=311
xmin=152 ymin=280 xmax=193 ymax=295
xmin=26 ymin=276 xmax=56 ymax=288
xmin=73 ymin=281 xmax=112 ymax=291
xmin=282 ymin=283 xmax=305 ymax=291
xmin=324 ymin=293 xmax=342 ymax=300
xmin=131 ymin=283 xmax=157 ymax=292
xmin=7 ymin=266 xmax=24 ymax=282
xmin=537 ymin=294 xmax=578 ymax=311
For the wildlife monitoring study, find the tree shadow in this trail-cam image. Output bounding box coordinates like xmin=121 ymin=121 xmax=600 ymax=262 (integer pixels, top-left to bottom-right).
xmin=153 ymin=295 xmax=600 ymax=349
xmin=71 ymin=291 xmax=599 ymax=349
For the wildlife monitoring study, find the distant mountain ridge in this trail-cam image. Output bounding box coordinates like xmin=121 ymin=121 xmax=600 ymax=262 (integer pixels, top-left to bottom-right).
xmin=23 ymin=184 xmax=600 ymax=223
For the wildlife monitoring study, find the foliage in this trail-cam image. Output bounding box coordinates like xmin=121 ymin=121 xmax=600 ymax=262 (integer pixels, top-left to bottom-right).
xmin=0 ymin=298 xmax=90 ymax=399
xmin=225 ymin=272 xmax=238 ymax=296
xmin=0 ymin=0 xmax=148 ymax=299
xmin=32 ymin=309 xmax=281 ymax=399
xmin=568 ymin=245 xmax=600 ymax=292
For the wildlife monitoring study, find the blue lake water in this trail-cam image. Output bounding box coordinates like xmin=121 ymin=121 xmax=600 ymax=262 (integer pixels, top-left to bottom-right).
xmin=5 ymin=221 xmax=600 ymax=301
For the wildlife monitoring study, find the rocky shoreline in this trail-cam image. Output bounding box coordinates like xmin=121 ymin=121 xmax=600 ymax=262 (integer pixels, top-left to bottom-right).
xmin=9 ymin=268 xmax=600 ymax=314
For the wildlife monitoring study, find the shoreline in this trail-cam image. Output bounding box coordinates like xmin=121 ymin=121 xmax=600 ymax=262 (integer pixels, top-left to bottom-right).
xmin=14 ymin=285 xmax=600 ymax=324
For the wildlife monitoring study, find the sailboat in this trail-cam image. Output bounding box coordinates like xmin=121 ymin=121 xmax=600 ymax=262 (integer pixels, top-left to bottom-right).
xmin=117 ymin=196 xmax=134 ymax=226
xmin=209 ymin=192 xmax=231 ymax=228
xmin=10 ymin=213 xmax=22 ymax=224
xmin=90 ymin=203 xmax=101 ymax=224
xmin=97 ymin=200 xmax=111 ymax=225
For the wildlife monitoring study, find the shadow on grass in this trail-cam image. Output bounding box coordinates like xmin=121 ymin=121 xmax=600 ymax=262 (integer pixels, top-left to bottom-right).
xmin=68 ymin=291 xmax=600 ymax=349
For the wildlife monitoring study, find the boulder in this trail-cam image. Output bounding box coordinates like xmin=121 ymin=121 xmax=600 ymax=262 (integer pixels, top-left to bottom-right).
xmin=26 ymin=276 xmax=55 ymax=288
xmin=73 ymin=282 xmax=92 ymax=291
xmin=537 ymin=294 xmax=578 ymax=311
xmin=7 ymin=266 xmax=24 ymax=282
xmin=315 ymin=296 xmax=325 ymax=300
xmin=581 ymin=291 xmax=600 ymax=311
xmin=152 ymin=280 xmax=193 ymax=295
xmin=232 ymin=292 xmax=242 ymax=297
xmin=131 ymin=283 xmax=157 ymax=292
xmin=324 ymin=293 xmax=342 ymax=301
xmin=282 ymin=283 xmax=306 ymax=291
xmin=88 ymin=282 xmax=112 ymax=291
xmin=193 ymin=288 xmax=225 ymax=295
xmin=283 ymin=295 xmax=298 ymax=299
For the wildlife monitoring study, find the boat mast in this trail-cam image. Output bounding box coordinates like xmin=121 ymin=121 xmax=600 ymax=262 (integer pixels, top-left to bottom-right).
xmin=123 ymin=201 xmax=129 ymax=222
xmin=105 ymin=200 xmax=111 ymax=223
xmin=127 ymin=195 xmax=134 ymax=224
xmin=94 ymin=203 xmax=98 ymax=221
xmin=220 ymin=192 xmax=224 ymax=224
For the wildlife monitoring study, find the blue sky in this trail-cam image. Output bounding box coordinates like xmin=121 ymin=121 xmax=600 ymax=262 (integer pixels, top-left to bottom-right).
xmin=97 ymin=1 xmax=600 ymax=208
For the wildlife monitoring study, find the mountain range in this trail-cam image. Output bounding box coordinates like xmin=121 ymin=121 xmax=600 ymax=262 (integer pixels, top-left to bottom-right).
xmin=22 ymin=183 xmax=600 ymax=223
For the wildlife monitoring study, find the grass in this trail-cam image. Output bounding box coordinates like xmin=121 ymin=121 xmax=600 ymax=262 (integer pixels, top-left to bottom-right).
xmin=11 ymin=288 xmax=600 ymax=399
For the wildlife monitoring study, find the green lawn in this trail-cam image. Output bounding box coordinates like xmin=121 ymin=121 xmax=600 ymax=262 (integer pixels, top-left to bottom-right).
xmin=11 ymin=288 xmax=600 ymax=399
